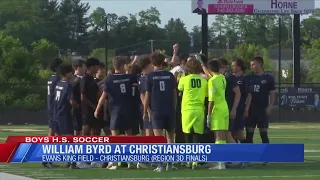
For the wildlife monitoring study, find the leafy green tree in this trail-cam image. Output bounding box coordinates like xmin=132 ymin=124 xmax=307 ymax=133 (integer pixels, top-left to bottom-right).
xmin=224 ymin=43 xmax=274 ymax=72
xmin=303 ymin=39 xmax=320 ymax=83
xmin=32 ymin=39 xmax=59 ymax=68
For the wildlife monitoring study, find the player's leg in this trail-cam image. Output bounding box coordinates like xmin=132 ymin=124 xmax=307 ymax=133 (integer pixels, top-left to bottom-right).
xmin=190 ymin=110 xmax=204 ymax=169
xmin=151 ymin=113 xmax=167 ymax=172
xmin=232 ymin=110 xmax=246 ymax=143
xmin=209 ymin=112 xmax=228 ymax=170
xmin=73 ymin=109 xmax=82 ymax=136
xmin=48 ymin=114 xmax=55 ymax=136
xmin=257 ymin=114 xmax=270 ymax=165
xmin=245 ymin=110 xmax=257 ymax=144
xmin=164 ymin=116 xmax=175 ymax=172
xmin=227 ymin=119 xmax=236 ymax=143
xmin=82 ymin=113 xmax=91 ymax=136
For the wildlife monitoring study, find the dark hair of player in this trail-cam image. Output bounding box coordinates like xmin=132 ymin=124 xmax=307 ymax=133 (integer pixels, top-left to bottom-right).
xmin=56 ymin=63 xmax=73 ymax=76
xmin=207 ymin=59 xmax=220 ymax=73
xmin=49 ymin=57 xmax=63 ymax=72
xmin=98 ymin=63 xmax=105 ymax=69
xmin=185 ymin=58 xmax=202 ymax=74
xmin=137 ymin=55 xmax=151 ymax=70
xmin=232 ymin=58 xmax=246 ymax=71
xmin=218 ymin=57 xmax=229 ymax=66
xmin=150 ymin=52 xmax=165 ymax=67
xmin=251 ymin=56 xmax=264 ymax=66
xmin=129 ymin=64 xmax=142 ymax=75
xmin=112 ymin=56 xmax=127 ymax=71
xmin=72 ymin=59 xmax=86 ymax=69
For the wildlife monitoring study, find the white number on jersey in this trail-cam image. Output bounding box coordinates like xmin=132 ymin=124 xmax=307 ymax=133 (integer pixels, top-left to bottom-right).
xmin=120 ymin=83 xmax=126 ymax=93
xmin=55 ymin=91 xmax=61 ymax=101
xmin=253 ymin=85 xmax=260 ymax=92
xmin=47 ymin=86 xmax=50 ymax=96
xmin=159 ymin=81 xmax=165 ymax=91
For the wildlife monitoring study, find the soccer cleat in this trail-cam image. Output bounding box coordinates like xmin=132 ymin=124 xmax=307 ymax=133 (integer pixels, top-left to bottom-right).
xmin=153 ymin=166 xmax=164 ymax=172
xmin=90 ymin=162 xmax=102 ymax=168
xmin=101 ymin=162 xmax=108 ymax=168
xmin=76 ymin=162 xmax=91 ymax=169
xmin=48 ymin=162 xmax=59 ymax=168
xmin=108 ymin=165 xmax=118 ymax=170
xmin=70 ymin=163 xmax=80 ymax=169
xmin=137 ymin=163 xmax=149 ymax=169
xmin=191 ymin=162 xmax=198 ymax=170
xmin=127 ymin=162 xmax=135 ymax=169
xmin=185 ymin=162 xmax=192 ymax=168
xmin=166 ymin=163 xmax=178 ymax=171
xmin=150 ymin=163 xmax=157 ymax=167
xmin=209 ymin=163 xmax=226 ymax=170
xmin=242 ymin=162 xmax=252 ymax=167
xmin=106 ymin=162 xmax=113 ymax=169
xmin=41 ymin=162 xmax=50 ymax=168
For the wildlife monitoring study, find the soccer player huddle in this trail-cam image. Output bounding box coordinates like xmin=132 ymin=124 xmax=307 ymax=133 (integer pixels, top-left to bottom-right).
xmin=45 ymin=44 xmax=275 ymax=171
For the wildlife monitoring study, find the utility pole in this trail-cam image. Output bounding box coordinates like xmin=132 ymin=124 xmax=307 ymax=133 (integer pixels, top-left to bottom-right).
xmin=150 ymin=40 xmax=154 ymax=53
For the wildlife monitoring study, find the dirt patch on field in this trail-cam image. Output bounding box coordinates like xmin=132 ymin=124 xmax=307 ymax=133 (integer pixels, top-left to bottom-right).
xmin=3 ymin=128 xmax=45 ymax=132
xmin=271 ymin=125 xmax=320 ymax=129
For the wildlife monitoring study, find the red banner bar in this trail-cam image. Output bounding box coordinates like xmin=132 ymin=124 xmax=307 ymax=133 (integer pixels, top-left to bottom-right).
xmin=6 ymin=136 xmax=167 ymax=144
xmin=0 ymin=143 xmax=19 ymax=162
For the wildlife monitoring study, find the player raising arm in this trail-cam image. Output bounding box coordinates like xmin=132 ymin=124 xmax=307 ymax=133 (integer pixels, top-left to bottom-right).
xmin=178 ymin=58 xmax=207 ymax=170
xmin=206 ymin=60 xmax=229 ymax=170
xmin=143 ymin=52 xmax=177 ymax=172
xmin=245 ymin=57 xmax=275 ymax=149
xmin=94 ymin=56 xmax=138 ymax=170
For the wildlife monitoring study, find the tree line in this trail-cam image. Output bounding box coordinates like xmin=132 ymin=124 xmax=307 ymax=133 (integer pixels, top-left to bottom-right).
xmin=1 ymin=0 xmax=320 ymax=111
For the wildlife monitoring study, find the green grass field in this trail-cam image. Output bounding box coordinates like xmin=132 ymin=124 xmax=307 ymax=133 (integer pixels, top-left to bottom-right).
xmin=0 ymin=123 xmax=319 ymax=180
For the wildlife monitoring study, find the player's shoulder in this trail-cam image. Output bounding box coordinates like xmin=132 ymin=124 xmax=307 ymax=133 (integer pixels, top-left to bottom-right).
xmin=263 ymin=73 xmax=274 ymax=80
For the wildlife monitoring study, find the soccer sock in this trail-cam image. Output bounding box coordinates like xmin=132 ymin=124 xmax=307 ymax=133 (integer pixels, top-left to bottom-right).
xmin=259 ymin=131 xmax=270 ymax=143
xmin=246 ymin=131 xmax=254 ymax=143
xmin=215 ymin=140 xmax=226 ymax=144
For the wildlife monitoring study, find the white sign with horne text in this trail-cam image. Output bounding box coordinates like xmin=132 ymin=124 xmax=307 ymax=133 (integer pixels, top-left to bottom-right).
xmin=191 ymin=0 xmax=315 ymax=14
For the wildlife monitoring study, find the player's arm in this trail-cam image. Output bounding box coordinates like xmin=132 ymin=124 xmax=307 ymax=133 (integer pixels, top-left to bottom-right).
xmin=267 ymin=77 xmax=276 ymax=115
xmin=80 ymin=78 xmax=96 ymax=111
xmin=67 ymin=85 xmax=78 ymax=108
xmin=244 ymin=76 xmax=252 ymax=118
xmin=171 ymin=44 xmax=179 ymax=64
xmin=207 ymin=79 xmax=214 ymax=116
xmin=231 ymin=79 xmax=241 ymax=119
xmin=144 ymin=75 xmax=152 ymax=116
xmin=95 ymin=80 xmax=109 ymax=117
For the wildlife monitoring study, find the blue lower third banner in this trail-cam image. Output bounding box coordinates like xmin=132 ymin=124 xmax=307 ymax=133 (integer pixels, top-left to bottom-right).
xmin=10 ymin=144 xmax=304 ymax=163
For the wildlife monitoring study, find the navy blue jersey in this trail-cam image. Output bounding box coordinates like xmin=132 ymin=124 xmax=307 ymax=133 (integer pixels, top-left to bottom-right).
xmin=104 ymin=73 xmax=139 ymax=114
xmin=146 ymin=70 xmax=176 ymax=115
xmin=53 ymin=80 xmax=74 ymax=116
xmin=225 ymin=73 xmax=238 ymax=110
xmin=246 ymin=73 xmax=275 ymax=108
xmin=234 ymin=75 xmax=247 ymax=107
xmin=139 ymin=74 xmax=147 ymax=94
xmin=47 ymin=74 xmax=60 ymax=114
xmin=80 ymin=74 xmax=99 ymax=110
